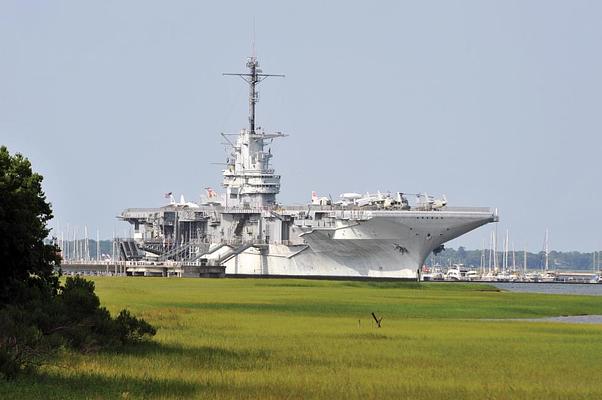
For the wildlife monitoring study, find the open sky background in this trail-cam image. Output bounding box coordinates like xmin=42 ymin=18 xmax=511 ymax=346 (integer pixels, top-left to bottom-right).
xmin=1 ymin=1 xmax=601 ymax=251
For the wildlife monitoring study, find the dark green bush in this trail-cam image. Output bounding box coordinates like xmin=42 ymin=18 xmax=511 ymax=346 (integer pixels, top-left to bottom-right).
xmin=115 ymin=309 xmax=157 ymax=344
xmin=0 ymin=276 xmax=157 ymax=379
xmin=0 ymin=306 xmax=50 ymax=379
xmin=53 ymin=276 xmax=156 ymax=352
xmin=54 ymin=276 xmax=117 ymax=352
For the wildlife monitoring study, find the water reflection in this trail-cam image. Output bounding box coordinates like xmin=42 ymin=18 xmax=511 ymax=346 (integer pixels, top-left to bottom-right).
xmin=493 ymin=282 xmax=602 ymax=296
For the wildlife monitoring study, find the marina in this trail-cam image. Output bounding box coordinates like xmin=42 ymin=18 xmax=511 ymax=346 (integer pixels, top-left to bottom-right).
xmin=421 ymin=263 xmax=600 ymax=283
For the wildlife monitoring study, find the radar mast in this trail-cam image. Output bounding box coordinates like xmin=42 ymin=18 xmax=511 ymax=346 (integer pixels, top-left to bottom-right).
xmin=221 ymin=54 xmax=286 ymax=208
xmin=223 ymin=54 xmax=284 ymax=134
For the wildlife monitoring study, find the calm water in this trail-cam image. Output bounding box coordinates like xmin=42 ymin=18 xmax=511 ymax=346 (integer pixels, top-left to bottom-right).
xmin=493 ymin=282 xmax=602 ymax=296
xmin=490 ymin=283 xmax=602 ymax=324
xmin=521 ymin=315 xmax=602 ymax=324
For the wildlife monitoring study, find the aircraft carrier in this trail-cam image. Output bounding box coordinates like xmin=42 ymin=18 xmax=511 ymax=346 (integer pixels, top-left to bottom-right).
xmin=118 ymin=54 xmax=498 ymax=278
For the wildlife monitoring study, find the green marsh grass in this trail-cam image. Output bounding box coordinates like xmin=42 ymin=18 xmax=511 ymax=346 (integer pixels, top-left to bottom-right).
xmin=2 ymin=278 xmax=602 ymax=399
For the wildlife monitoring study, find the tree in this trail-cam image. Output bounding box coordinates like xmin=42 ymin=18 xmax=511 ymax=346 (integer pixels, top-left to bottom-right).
xmin=0 ymin=146 xmax=155 ymax=379
xmin=0 ymin=146 xmax=60 ymax=305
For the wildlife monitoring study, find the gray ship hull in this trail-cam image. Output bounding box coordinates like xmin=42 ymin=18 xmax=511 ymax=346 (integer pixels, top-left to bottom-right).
xmin=224 ymin=208 xmax=496 ymax=278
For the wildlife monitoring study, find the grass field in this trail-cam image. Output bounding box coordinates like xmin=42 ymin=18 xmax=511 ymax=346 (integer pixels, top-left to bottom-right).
xmin=2 ymin=277 xmax=602 ymax=399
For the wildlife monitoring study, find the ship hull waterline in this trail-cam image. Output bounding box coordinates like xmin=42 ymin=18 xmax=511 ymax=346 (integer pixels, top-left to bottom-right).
xmin=224 ymin=211 xmax=495 ymax=278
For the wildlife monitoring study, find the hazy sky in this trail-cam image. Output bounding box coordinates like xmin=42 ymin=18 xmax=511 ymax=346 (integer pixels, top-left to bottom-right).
xmin=1 ymin=1 xmax=601 ymax=251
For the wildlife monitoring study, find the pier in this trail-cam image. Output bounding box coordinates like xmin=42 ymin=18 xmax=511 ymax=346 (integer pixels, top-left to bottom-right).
xmin=60 ymin=261 xmax=225 ymax=278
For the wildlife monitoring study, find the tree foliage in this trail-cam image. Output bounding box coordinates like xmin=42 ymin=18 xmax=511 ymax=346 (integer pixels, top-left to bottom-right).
xmin=0 ymin=146 xmax=156 ymax=379
xmin=0 ymin=146 xmax=61 ymax=304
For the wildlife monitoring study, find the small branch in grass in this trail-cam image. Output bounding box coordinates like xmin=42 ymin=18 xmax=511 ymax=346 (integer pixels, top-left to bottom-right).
xmin=371 ymin=312 xmax=383 ymax=328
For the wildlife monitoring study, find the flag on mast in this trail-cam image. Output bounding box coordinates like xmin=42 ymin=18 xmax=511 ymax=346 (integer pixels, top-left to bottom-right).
xmin=205 ymin=187 xmax=217 ymax=199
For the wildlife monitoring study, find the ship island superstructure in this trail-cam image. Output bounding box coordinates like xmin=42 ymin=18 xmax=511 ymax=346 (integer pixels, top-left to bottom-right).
xmin=118 ymin=55 xmax=498 ymax=278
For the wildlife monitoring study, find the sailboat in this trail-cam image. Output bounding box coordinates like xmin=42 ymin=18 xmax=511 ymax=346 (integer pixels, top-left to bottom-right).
xmin=540 ymin=229 xmax=556 ymax=282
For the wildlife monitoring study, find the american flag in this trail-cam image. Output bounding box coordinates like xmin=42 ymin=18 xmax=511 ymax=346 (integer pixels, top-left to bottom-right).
xmin=205 ymin=187 xmax=217 ymax=198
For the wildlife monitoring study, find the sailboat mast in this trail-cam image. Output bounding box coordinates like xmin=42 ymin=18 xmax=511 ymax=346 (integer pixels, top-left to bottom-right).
xmin=65 ymin=223 xmax=69 ymax=262
xmin=112 ymin=231 xmax=117 ymax=264
xmin=544 ymin=229 xmax=549 ymax=272
xmin=489 ymin=231 xmax=493 ymax=275
xmin=481 ymin=239 xmax=485 ymax=274
xmin=74 ymin=226 xmax=77 ymax=260
xmin=512 ymin=243 xmax=516 ymax=271
xmin=84 ymin=225 xmax=89 ymax=262
xmin=502 ymin=234 xmax=506 ymax=272
xmin=504 ymin=229 xmax=509 ymax=272
xmin=493 ymin=231 xmax=498 ymax=272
